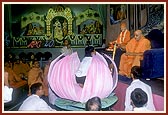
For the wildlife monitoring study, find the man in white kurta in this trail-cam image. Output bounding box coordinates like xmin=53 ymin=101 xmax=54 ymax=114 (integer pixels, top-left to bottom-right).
xmin=4 ymin=71 xmax=13 ymax=103
xmin=19 ymin=82 xmax=55 ymax=111
xmin=19 ymin=94 xmax=54 ymax=111
xmin=125 ymin=74 xmax=155 ymax=111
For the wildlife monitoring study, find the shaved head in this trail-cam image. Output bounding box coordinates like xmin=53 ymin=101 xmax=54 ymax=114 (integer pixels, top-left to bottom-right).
xmin=134 ymin=30 xmax=143 ymax=41
xmin=135 ymin=30 xmax=142 ymax=35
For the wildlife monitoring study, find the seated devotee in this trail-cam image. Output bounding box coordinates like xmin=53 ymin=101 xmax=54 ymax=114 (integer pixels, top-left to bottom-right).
xmin=27 ymin=60 xmax=44 ymax=95
xmin=75 ymin=46 xmax=96 ymax=87
xmin=119 ymin=30 xmax=151 ymax=77
xmin=106 ymin=22 xmax=130 ymax=69
xmin=19 ymin=52 xmax=30 ymax=73
xmin=115 ymin=22 xmax=130 ymax=50
xmin=19 ymin=56 xmax=30 ymax=80
xmin=4 ymin=71 xmax=13 ymax=103
xmin=4 ymin=70 xmax=27 ymax=107
xmin=5 ymin=52 xmax=15 ymax=69
xmin=124 ymin=66 xmax=155 ymax=111
xmin=85 ymin=96 xmax=102 ymax=111
xmin=4 ymin=61 xmax=27 ymax=88
xmin=18 ymin=82 xmax=55 ymax=111
xmin=13 ymin=56 xmax=28 ymax=81
xmin=131 ymin=88 xmax=150 ymax=111
xmin=48 ymin=47 xmax=118 ymax=103
xmin=106 ymin=22 xmax=130 ymax=51
xmin=27 ymin=52 xmax=36 ymax=68
xmin=60 ymin=39 xmax=73 ymax=57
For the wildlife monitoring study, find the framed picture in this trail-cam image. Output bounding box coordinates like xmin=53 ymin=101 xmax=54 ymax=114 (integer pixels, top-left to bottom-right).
xmin=110 ymin=4 xmax=127 ymax=25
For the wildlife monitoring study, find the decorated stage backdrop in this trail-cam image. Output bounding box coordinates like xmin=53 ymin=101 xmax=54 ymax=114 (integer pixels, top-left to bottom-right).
xmin=4 ymin=5 xmax=104 ymax=48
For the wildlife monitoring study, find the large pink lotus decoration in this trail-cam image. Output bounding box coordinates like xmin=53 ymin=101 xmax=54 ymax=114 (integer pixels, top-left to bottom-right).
xmin=48 ymin=52 xmax=118 ymax=103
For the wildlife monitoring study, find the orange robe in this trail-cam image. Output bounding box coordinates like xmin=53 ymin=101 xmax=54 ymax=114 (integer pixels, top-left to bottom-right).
xmin=116 ymin=29 xmax=130 ymax=47
xmin=13 ymin=63 xmax=23 ymax=81
xmin=13 ymin=62 xmax=30 ymax=80
xmin=4 ymin=67 xmax=27 ymax=88
xmin=28 ymin=67 xmax=44 ymax=93
xmin=20 ymin=62 xmax=30 ymax=77
xmin=109 ymin=30 xmax=130 ymax=49
xmin=119 ymin=36 xmax=151 ymax=76
xmin=4 ymin=67 xmax=18 ymax=86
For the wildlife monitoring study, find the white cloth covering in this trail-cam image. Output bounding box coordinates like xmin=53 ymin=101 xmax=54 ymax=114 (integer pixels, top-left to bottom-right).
xmin=4 ymin=86 xmax=13 ymax=103
xmin=133 ymin=106 xmax=150 ymax=111
xmin=19 ymin=94 xmax=55 ymax=111
xmin=125 ymin=79 xmax=156 ymax=111
xmin=75 ymin=57 xmax=92 ymax=77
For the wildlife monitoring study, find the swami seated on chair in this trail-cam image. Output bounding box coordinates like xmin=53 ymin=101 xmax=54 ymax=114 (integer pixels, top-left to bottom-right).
xmin=119 ymin=30 xmax=151 ymax=77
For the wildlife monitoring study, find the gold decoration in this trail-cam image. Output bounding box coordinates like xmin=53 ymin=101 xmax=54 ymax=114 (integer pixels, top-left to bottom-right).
xmin=45 ymin=6 xmax=74 ymax=39
xmin=76 ymin=8 xmax=102 ymax=26
xmin=21 ymin=12 xmax=44 ymax=29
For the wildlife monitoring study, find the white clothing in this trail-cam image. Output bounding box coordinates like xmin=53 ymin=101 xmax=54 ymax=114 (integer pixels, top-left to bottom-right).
xmin=60 ymin=46 xmax=73 ymax=56
xmin=134 ymin=106 xmax=150 ymax=111
xmin=125 ymin=79 xmax=155 ymax=111
xmin=4 ymin=86 xmax=13 ymax=103
xmin=19 ymin=94 xmax=55 ymax=111
xmin=75 ymin=57 xmax=92 ymax=77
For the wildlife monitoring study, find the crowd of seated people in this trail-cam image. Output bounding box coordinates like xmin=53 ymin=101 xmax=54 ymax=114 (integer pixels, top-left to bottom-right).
xmin=4 ymin=51 xmax=52 ymax=108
